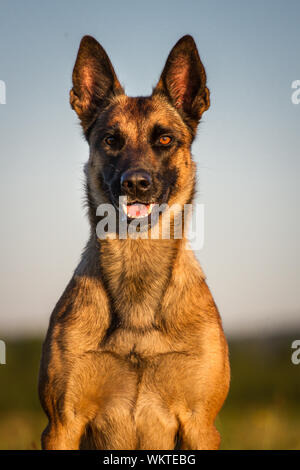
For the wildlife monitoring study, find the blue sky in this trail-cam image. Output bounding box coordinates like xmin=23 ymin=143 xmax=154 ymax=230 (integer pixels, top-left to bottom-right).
xmin=0 ymin=0 xmax=299 ymax=336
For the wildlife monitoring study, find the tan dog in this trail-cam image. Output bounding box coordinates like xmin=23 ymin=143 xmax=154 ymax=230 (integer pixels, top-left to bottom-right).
xmin=39 ymin=35 xmax=230 ymax=450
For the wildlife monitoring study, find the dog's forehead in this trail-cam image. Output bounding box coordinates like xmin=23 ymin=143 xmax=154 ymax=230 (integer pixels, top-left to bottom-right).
xmin=106 ymin=95 xmax=186 ymax=135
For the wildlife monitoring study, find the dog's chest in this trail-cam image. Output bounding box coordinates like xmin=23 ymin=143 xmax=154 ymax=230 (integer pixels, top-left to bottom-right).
xmin=93 ymin=333 xmax=197 ymax=449
xmin=100 ymin=326 xmax=176 ymax=360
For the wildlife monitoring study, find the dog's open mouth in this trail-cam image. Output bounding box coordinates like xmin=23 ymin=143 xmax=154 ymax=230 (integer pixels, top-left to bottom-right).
xmin=121 ymin=203 xmax=154 ymax=219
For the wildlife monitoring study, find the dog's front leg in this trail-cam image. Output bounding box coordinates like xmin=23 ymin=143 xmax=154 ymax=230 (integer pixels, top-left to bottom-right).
xmin=40 ymin=350 xmax=139 ymax=450
xmin=42 ymin=416 xmax=91 ymax=450
xmin=40 ymin=350 xmax=106 ymax=450
xmin=40 ymin=379 xmax=100 ymax=450
xmin=178 ymin=412 xmax=221 ymax=450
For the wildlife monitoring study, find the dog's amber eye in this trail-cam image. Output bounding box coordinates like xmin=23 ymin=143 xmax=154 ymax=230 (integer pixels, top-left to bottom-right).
xmin=159 ymin=135 xmax=172 ymax=146
xmin=104 ymin=136 xmax=116 ymax=146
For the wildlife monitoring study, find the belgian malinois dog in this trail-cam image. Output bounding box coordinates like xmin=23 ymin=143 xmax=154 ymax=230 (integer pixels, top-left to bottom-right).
xmin=39 ymin=35 xmax=230 ymax=450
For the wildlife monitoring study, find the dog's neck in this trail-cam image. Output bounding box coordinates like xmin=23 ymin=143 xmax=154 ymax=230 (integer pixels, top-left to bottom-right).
xmin=98 ymin=237 xmax=180 ymax=330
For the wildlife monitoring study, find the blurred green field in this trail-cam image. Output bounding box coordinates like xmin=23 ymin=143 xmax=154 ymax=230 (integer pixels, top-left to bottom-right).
xmin=0 ymin=335 xmax=299 ymax=450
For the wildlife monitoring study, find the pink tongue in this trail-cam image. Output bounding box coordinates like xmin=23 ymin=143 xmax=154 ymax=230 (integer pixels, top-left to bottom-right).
xmin=127 ymin=203 xmax=148 ymax=218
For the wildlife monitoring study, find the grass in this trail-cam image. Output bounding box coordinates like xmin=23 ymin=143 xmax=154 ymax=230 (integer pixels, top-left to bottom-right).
xmin=218 ymin=336 xmax=300 ymax=449
xmin=0 ymin=335 xmax=299 ymax=450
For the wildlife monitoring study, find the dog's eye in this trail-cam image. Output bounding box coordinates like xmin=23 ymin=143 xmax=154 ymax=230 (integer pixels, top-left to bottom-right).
xmin=159 ymin=135 xmax=172 ymax=146
xmin=104 ymin=135 xmax=116 ymax=146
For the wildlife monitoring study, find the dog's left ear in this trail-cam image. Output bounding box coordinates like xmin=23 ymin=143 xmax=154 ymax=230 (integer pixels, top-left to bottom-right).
xmin=154 ymin=35 xmax=210 ymax=132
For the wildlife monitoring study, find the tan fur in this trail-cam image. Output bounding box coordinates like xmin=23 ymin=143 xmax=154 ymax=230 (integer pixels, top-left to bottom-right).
xmin=39 ymin=35 xmax=230 ymax=450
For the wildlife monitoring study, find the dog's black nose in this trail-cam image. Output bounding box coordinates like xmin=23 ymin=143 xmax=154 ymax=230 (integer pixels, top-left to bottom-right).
xmin=120 ymin=170 xmax=152 ymax=197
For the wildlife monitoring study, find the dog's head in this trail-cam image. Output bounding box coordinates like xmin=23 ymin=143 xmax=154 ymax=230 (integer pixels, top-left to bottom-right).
xmin=70 ymin=35 xmax=210 ymax=225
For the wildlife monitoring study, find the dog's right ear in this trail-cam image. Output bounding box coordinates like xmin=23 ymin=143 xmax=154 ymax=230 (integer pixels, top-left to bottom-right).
xmin=70 ymin=36 xmax=124 ymax=135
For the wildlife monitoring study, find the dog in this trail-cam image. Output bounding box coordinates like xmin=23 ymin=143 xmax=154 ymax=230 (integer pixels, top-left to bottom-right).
xmin=39 ymin=35 xmax=230 ymax=450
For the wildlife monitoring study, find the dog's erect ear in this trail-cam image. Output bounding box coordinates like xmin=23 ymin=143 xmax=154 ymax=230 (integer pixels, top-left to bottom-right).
xmin=70 ymin=36 xmax=124 ymax=134
xmin=154 ymin=35 xmax=210 ymax=132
